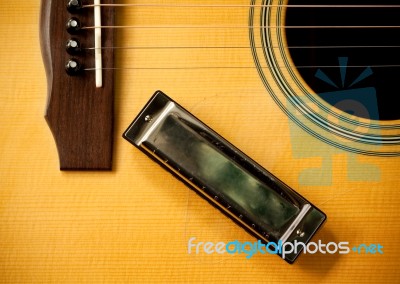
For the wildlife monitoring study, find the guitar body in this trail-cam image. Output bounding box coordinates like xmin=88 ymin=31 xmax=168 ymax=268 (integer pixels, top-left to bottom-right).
xmin=1 ymin=0 xmax=399 ymax=282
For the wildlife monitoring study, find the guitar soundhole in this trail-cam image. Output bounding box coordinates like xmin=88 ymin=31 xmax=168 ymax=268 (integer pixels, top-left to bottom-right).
xmin=286 ymin=0 xmax=400 ymax=121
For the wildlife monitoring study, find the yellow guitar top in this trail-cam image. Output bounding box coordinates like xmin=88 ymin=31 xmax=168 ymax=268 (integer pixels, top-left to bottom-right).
xmin=0 ymin=1 xmax=399 ymax=283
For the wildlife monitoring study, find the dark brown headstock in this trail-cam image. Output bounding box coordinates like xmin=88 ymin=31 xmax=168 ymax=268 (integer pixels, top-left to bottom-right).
xmin=40 ymin=0 xmax=115 ymax=170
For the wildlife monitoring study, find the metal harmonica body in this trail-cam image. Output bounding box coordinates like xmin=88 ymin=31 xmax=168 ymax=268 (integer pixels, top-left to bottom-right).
xmin=123 ymin=91 xmax=326 ymax=263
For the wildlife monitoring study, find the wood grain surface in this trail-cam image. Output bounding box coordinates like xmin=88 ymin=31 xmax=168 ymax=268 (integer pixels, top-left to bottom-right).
xmin=41 ymin=0 xmax=115 ymax=170
xmin=1 ymin=1 xmax=399 ymax=283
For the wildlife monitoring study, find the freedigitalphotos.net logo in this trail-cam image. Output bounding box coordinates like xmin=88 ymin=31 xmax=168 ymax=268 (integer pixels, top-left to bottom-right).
xmin=187 ymin=237 xmax=383 ymax=260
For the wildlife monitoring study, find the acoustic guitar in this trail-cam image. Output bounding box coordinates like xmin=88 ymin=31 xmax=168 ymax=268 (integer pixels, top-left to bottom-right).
xmin=1 ymin=0 xmax=399 ymax=282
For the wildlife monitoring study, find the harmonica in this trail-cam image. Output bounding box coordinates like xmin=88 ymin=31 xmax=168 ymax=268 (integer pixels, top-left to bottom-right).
xmin=123 ymin=91 xmax=326 ymax=263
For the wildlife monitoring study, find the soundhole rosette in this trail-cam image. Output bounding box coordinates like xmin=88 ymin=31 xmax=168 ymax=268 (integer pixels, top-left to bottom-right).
xmin=249 ymin=0 xmax=400 ymax=156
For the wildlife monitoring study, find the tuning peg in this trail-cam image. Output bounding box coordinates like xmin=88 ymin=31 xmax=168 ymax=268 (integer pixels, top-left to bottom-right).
xmin=66 ymin=17 xmax=81 ymax=34
xmin=65 ymin=59 xmax=82 ymax=76
xmin=67 ymin=0 xmax=83 ymax=13
xmin=66 ymin=39 xmax=82 ymax=55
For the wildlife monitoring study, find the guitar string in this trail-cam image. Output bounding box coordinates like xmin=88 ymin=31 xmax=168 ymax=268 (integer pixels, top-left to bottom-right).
xmin=79 ymin=8 xmax=400 ymax=78
xmin=79 ymin=2 xmax=400 ymax=61
xmin=82 ymin=4 xmax=400 ymax=8
xmin=85 ymin=45 xmax=400 ymax=50
xmin=83 ymin=46 xmax=400 ymax=70
xmin=82 ymin=45 xmax=400 ymax=70
xmin=80 ymin=2 xmax=400 ymax=29
xmin=80 ymin=4 xmax=400 ymax=52
xmin=81 ymin=22 xmax=400 ymax=69
xmin=82 ymin=25 xmax=400 ymax=29
xmin=83 ymin=65 xmax=400 ymax=71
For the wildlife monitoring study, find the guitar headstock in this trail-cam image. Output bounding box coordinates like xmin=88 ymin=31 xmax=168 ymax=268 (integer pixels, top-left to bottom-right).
xmin=40 ymin=0 xmax=115 ymax=170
